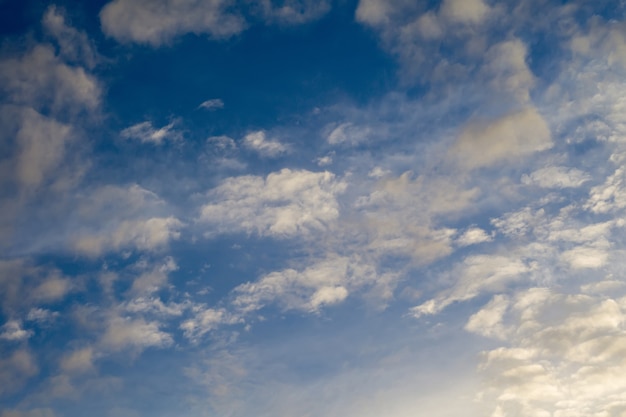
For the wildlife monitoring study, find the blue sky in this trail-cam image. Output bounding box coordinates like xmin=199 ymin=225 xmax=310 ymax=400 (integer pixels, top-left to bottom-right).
xmin=2 ymin=1 xmax=626 ymax=416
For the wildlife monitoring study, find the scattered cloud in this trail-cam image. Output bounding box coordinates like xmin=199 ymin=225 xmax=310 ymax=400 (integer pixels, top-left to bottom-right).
xmin=120 ymin=121 xmax=181 ymax=145
xmin=199 ymin=98 xmax=224 ymax=110
xmin=449 ymin=107 xmax=552 ymax=170
xmin=199 ymin=168 xmax=346 ymax=237
xmin=242 ymin=130 xmax=289 ymax=157
xmin=99 ymin=0 xmax=245 ymax=46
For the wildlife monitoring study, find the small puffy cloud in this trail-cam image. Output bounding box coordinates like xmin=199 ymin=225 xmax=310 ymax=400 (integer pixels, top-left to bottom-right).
xmin=0 ymin=320 xmax=33 ymax=341
xmin=26 ymin=308 xmax=59 ymax=323
xmin=585 ymin=167 xmax=626 ymax=214
xmin=128 ymin=257 xmax=178 ymax=296
xmin=354 ymin=0 xmax=394 ymax=26
xmin=456 ymin=227 xmax=493 ymax=247
xmin=440 ymin=0 xmax=490 ymax=25
xmin=180 ymin=307 xmax=240 ymax=342
xmin=0 ymin=259 xmax=73 ymax=315
xmin=199 ymin=168 xmax=346 ymax=237
xmin=450 ymin=107 xmax=552 ymax=170
xmin=198 ymin=98 xmax=224 ymax=110
xmin=101 ymin=315 xmax=173 ymax=352
xmin=99 ymin=0 xmax=245 ymax=46
xmin=522 ymin=166 xmax=591 ymax=188
xmin=242 ymin=130 xmax=289 ymax=157
xmin=120 ymin=121 xmax=181 ymax=145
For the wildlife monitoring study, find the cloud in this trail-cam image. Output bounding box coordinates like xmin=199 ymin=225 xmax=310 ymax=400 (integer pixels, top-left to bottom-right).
xmin=232 ymin=255 xmax=386 ymax=314
xmin=0 ymin=320 xmax=33 ymax=341
xmin=522 ymin=166 xmax=591 ymax=188
xmin=449 ymin=107 xmax=552 ymax=170
xmin=0 ymin=349 xmax=38 ymax=396
xmin=180 ymin=307 xmax=240 ymax=342
xmin=101 ymin=315 xmax=173 ymax=352
xmin=13 ymin=108 xmax=73 ymax=189
xmin=42 ymin=5 xmax=97 ymax=68
xmin=199 ymin=168 xmax=346 ymax=237
xmin=0 ymin=259 xmax=73 ymax=316
xmin=120 ymin=121 xmax=181 ymax=145
xmin=355 ymin=171 xmax=478 ymax=263
xmin=59 ymin=347 xmax=95 ymax=374
xmin=128 ymin=256 xmax=178 ymax=295
xmin=242 ymin=130 xmax=289 ymax=157
xmin=440 ymin=0 xmax=490 ymax=25
xmin=198 ymin=98 xmax=224 ymax=110
xmin=456 ymin=227 xmax=493 ymax=247
xmin=256 ymin=0 xmax=331 ymax=25
xmin=71 ymin=184 xmax=183 ymax=256
xmin=99 ymin=0 xmax=246 ymax=46
xmin=469 ymin=287 xmax=626 ymax=416
xmin=0 ymin=44 xmax=100 ymax=112
xmin=411 ymin=254 xmax=532 ymax=317
xmin=326 ymin=122 xmax=371 ymax=145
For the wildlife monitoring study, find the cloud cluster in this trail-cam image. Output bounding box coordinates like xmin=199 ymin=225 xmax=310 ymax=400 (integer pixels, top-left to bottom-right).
xmin=199 ymin=168 xmax=346 ymax=237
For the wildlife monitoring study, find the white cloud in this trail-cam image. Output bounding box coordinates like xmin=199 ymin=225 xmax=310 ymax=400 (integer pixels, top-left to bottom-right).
xmin=14 ymin=108 xmax=73 ymax=189
xmin=450 ymin=107 xmax=552 ymax=170
xmin=26 ymin=308 xmax=59 ymax=323
xmin=42 ymin=5 xmax=97 ymax=68
xmin=411 ymin=254 xmax=532 ymax=317
xmin=522 ymin=166 xmax=591 ymax=188
xmin=0 ymin=349 xmax=38 ymax=395
xmin=72 ymin=184 xmax=183 ymax=256
xmin=326 ymin=122 xmax=371 ymax=145
xmin=120 ymin=121 xmax=181 ymax=145
xmin=0 ymin=320 xmax=33 ymax=341
xmin=128 ymin=257 xmax=178 ymax=295
xmin=199 ymin=168 xmax=346 ymax=237
xmin=242 ymin=130 xmax=289 ymax=157
xmin=0 ymin=44 xmax=100 ymax=112
xmin=198 ymin=98 xmax=224 ymax=110
xmin=100 ymin=0 xmax=245 ymax=46
xmin=60 ymin=347 xmax=95 ymax=374
xmin=585 ymin=167 xmax=626 ymax=214
xmin=440 ymin=0 xmax=490 ymax=25
xmin=232 ymin=255 xmax=385 ymax=314
xmin=469 ymin=287 xmax=626 ymax=416
xmin=356 ymin=172 xmax=478 ymax=263
xmin=74 ymin=216 xmax=182 ymax=257
xmin=484 ymin=39 xmax=535 ymax=103
xmin=101 ymin=315 xmax=173 ymax=352
xmin=180 ymin=307 xmax=240 ymax=342
xmin=456 ymin=227 xmax=493 ymax=247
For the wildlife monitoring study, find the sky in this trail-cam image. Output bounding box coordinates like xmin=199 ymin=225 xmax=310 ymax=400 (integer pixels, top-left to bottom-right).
xmin=1 ymin=0 xmax=626 ymax=416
